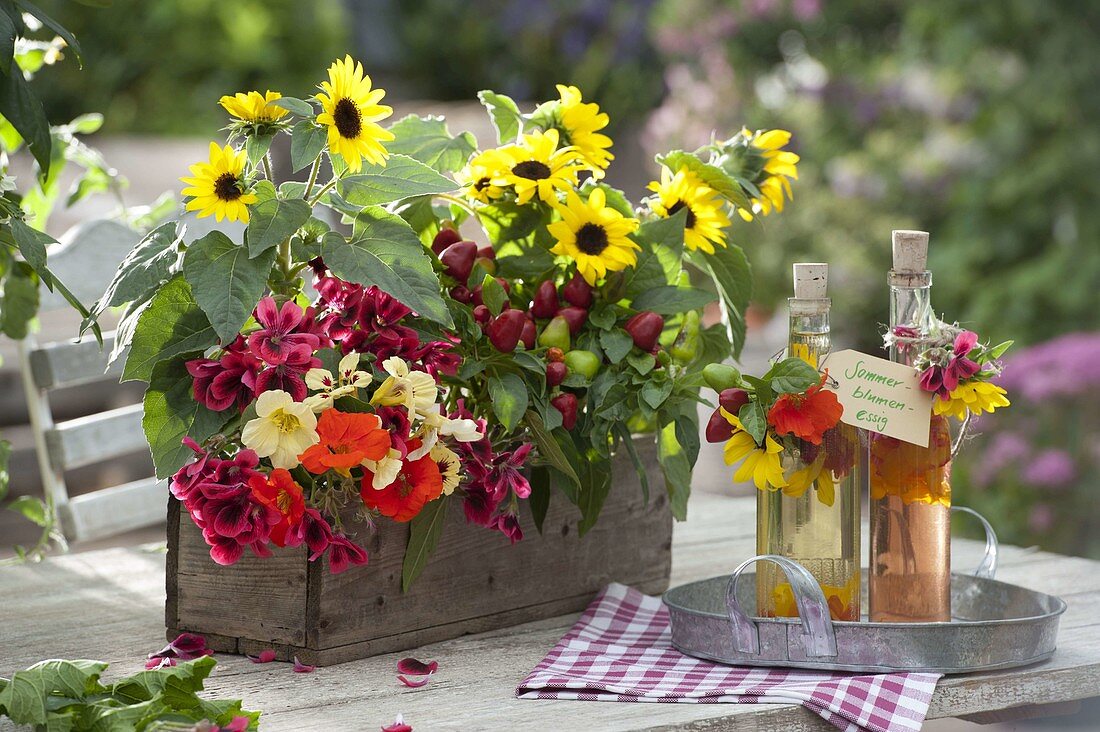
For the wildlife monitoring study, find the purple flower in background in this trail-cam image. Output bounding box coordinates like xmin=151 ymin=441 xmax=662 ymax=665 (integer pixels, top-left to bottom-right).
xmin=998 ymin=332 xmax=1100 ymax=402
xmin=1022 ymin=449 xmax=1078 ymax=489
xmin=971 ymin=432 xmax=1031 ymax=488
xmin=1028 ymin=504 xmax=1055 ymax=534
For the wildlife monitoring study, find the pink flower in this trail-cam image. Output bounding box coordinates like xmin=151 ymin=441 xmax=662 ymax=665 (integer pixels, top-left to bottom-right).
xmin=254 ymin=346 xmax=321 ymax=401
xmin=943 ymin=330 xmax=981 ymax=392
xmin=381 ymin=715 xmax=413 ymax=732
xmin=247 ymin=297 xmax=321 ymax=365
xmin=491 ymin=512 xmax=523 ymax=544
xmin=294 ymin=508 xmax=334 ymax=559
xmin=396 ymin=658 xmax=438 ymax=675
xmin=327 ymin=534 xmax=369 ymax=574
xmin=187 ymin=349 xmax=262 ymax=412
xmin=147 ymin=632 xmax=213 ymax=667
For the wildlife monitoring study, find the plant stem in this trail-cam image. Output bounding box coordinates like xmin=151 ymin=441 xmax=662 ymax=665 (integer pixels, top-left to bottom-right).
xmin=262 ymin=153 xmax=274 ymax=182
xmin=436 ymin=193 xmax=478 ymax=216
xmin=309 ymin=177 xmax=339 ymax=207
xmin=303 ymin=155 xmax=321 ymax=199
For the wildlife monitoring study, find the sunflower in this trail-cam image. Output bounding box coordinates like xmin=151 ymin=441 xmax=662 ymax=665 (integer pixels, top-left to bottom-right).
xmin=933 ymin=380 xmax=1010 ymax=420
xmin=548 ymin=187 xmax=639 ymax=285
xmin=180 ymin=142 xmax=258 ymax=223
xmin=647 ymin=165 xmax=732 ymax=254
xmin=315 ymin=55 xmax=394 ymax=172
xmin=457 ymin=149 xmax=509 ymax=203
xmin=552 ymin=84 xmax=614 ymax=175
xmin=219 ymin=90 xmax=289 ymax=125
xmin=494 ymin=129 xmax=583 ymax=205
xmin=721 ymin=412 xmax=787 ymax=492
xmin=738 ymin=128 xmax=799 ymax=219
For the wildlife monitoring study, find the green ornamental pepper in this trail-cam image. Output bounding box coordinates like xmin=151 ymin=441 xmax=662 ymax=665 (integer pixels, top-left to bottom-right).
xmin=563 ymin=349 xmax=601 ymax=379
xmin=670 ymin=310 xmax=702 ymax=364
xmin=537 ymin=315 xmax=572 ymax=351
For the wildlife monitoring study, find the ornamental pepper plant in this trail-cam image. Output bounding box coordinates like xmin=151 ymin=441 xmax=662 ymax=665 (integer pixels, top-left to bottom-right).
xmin=90 ymin=57 xmax=799 ymax=588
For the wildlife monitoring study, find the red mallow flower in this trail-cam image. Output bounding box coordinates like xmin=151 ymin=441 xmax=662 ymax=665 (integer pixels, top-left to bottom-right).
xmin=254 ymin=346 xmax=321 ymax=401
xmin=299 ymin=409 xmax=391 ymax=475
xmin=919 ymin=330 xmax=982 ymax=399
xmin=294 ymin=508 xmax=335 ymax=560
xmin=361 ymin=445 xmax=445 ymax=522
xmin=187 ymin=349 xmax=261 ymax=412
xmin=767 ymin=374 xmax=843 ymax=445
xmin=327 ymin=534 xmax=369 ymax=573
xmin=491 ymin=512 xmax=523 ymax=544
xmin=248 ymin=297 xmax=322 ymax=365
xmin=249 ymin=469 xmax=306 ymax=547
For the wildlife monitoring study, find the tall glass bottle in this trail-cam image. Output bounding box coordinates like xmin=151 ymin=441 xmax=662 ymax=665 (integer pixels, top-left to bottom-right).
xmin=757 ymin=263 xmax=862 ymax=622
xmin=869 ymin=230 xmax=952 ymax=622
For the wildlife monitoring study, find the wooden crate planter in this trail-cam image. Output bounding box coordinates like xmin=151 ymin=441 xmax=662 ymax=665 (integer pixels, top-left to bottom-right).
xmin=165 ymin=439 xmax=671 ymax=665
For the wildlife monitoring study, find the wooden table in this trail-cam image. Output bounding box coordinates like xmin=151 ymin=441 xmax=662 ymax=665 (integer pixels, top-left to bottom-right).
xmin=3 ymin=493 xmax=1099 ymax=731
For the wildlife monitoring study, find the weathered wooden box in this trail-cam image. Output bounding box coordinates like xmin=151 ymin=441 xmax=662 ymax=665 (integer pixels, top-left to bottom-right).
xmin=165 ymin=440 xmax=671 ymax=665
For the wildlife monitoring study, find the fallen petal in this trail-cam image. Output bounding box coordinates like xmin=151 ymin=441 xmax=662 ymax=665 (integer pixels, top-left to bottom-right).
xmin=397 ymin=673 xmax=432 ymax=688
xmin=293 ymin=656 xmax=316 ymax=673
xmin=170 ymin=632 xmax=209 ymax=655
xmin=381 ymin=714 xmax=413 ymax=732
xmin=247 ymin=649 xmax=278 ymax=664
xmin=145 ymin=656 xmax=177 ymax=670
xmin=396 ymin=658 xmax=438 ymax=676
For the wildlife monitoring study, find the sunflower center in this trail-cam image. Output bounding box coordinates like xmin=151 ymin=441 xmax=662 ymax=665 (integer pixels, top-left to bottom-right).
xmin=575 ymin=222 xmax=609 ymax=255
xmin=668 ymin=200 xmax=697 ymax=229
xmin=512 ymin=160 xmax=551 ymax=181
xmin=214 ymin=173 xmax=243 ymax=202
xmin=333 ymin=97 xmax=363 ymax=139
xmin=474 ymin=177 xmax=492 ymax=191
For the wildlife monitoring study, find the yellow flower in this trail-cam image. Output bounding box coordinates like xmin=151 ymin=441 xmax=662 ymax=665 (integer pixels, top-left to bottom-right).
xmin=180 ymin=142 xmax=258 ymax=223
xmin=933 ymin=381 xmax=1010 ymax=420
xmin=737 ymin=128 xmax=799 ymax=220
xmin=431 ymin=444 xmax=463 ymax=495
xmin=458 ymin=149 xmax=509 ymax=203
xmin=722 ymin=413 xmax=788 ymax=491
xmin=370 ymin=356 xmax=438 ymax=419
xmin=494 ymin=128 xmax=584 ymax=205
xmin=219 ymin=90 xmax=289 ymax=124
xmin=554 ymin=84 xmax=614 ymax=175
xmin=782 ymin=452 xmax=835 ymax=506
xmin=548 ymin=187 xmax=640 ymax=286
xmin=241 ymin=390 xmax=319 ymax=470
xmin=315 ymin=55 xmax=394 ymax=172
xmin=647 ymin=165 xmax=732 ymax=254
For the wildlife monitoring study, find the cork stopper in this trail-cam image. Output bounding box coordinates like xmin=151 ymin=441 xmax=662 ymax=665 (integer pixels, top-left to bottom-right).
xmin=792 ymin=263 xmax=828 ymax=299
xmin=892 ymin=230 xmax=929 ymax=274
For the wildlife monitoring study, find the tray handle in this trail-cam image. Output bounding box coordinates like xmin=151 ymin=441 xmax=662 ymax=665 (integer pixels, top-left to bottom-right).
xmin=725 ymin=554 xmax=838 ymax=658
xmin=951 ymin=505 xmax=999 ymax=579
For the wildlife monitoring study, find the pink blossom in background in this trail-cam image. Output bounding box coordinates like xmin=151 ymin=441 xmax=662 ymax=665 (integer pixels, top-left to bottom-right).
xmin=1028 ymin=503 xmax=1055 ymax=534
xmin=1021 ymin=449 xmax=1078 ymax=489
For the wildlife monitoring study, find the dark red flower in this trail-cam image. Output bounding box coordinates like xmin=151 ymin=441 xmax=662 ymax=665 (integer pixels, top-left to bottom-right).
xmin=248 ymin=297 xmax=322 ymax=365
xmin=254 ymin=346 xmax=321 ymax=401
xmin=327 ymin=534 xmax=369 ymax=574
xmin=187 ymin=350 xmax=262 ymax=413
xmin=491 ymin=512 xmax=523 ymax=544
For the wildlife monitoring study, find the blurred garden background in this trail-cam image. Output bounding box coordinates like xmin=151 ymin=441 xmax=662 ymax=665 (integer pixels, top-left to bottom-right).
xmin=2 ymin=0 xmax=1097 ymax=562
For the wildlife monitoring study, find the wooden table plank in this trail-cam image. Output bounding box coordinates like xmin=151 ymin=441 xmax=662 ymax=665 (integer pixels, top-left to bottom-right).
xmin=2 ymin=493 xmax=1099 ymax=732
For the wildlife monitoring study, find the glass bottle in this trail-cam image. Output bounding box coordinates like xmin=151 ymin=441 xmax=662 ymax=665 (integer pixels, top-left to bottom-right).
xmin=868 ymin=230 xmax=952 ymax=622
xmin=757 ymin=263 xmax=862 ymax=622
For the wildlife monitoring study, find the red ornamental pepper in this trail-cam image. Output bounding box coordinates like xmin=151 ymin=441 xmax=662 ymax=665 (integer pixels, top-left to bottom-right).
xmin=705 ymin=408 xmax=735 ymax=443
xmin=551 ymin=392 xmax=579 ymax=430
xmin=530 ymin=280 xmax=559 ymax=319
xmin=562 ymin=272 xmax=593 ymax=309
xmin=477 ymin=244 xmax=496 ymax=260
xmin=440 ymin=240 xmax=478 ymax=283
xmin=557 ymin=306 xmax=588 ymax=335
xmin=487 ymin=309 xmax=526 ymax=352
xmin=545 ymin=361 xmax=567 ymax=387
xmin=719 ymin=388 xmax=750 ymax=416
xmin=520 ymin=317 xmax=536 ymax=350
xmin=450 ymin=285 xmax=473 ymax=304
xmin=432 ymin=227 xmax=463 ymax=255
xmin=625 ymin=311 xmax=664 ymax=352
xmin=473 ymin=304 xmax=491 ymax=325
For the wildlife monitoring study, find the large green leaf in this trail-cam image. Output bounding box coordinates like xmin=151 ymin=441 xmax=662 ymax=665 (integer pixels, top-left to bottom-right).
xmin=488 ymin=373 xmax=528 ymax=433
xmin=7 ymin=218 xmax=50 ymax=282
xmin=630 ymin=286 xmax=713 ymax=315
xmin=386 ymin=115 xmax=477 ymax=173
xmin=576 ymin=455 xmax=612 ymax=537
xmin=245 ymin=198 xmax=312 ymax=256
xmin=122 ymin=276 xmax=217 ymax=382
xmin=0 ymin=60 xmax=49 ymax=173
xmin=477 ymin=90 xmax=523 ymax=144
xmin=623 ymin=210 xmax=685 ymax=298
xmin=767 ymin=357 xmax=821 ymax=394
xmin=0 ymin=659 xmax=107 ymax=726
xmin=142 ymin=357 xmax=228 ymax=478
xmin=183 ymin=231 xmax=276 ymax=342
xmin=401 ymin=495 xmax=448 ymax=591
xmin=289 ymin=120 xmax=326 ymax=173
xmin=320 ymin=209 xmax=452 ymax=327
xmin=0 ymin=266 xmax=36 ymax=338
xmin=656 ymin=150 xmax=751 ymax=209
xmin=93 ymin=222 xmax=180 ymax=315
xmin=657 ymin=420 xmax=692 ymax=521
xmin=338 ymin=154 xmax=457 ymax=207
xmin=523 ymin=410 xmax=580 ymax=488
xmin=527 ymin=465 xmax=551 ymax=534
xmin=0 ymin=8 xmax=15 ymax=75
xmin=692 ymin=245 xmax=752 ymax=358
xmin=13 ymin=1 xmax=81 ymax=63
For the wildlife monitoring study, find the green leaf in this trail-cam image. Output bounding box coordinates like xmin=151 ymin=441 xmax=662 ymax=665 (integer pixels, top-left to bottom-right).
xmin=630 ymin=286 xmax=712 ymax=315
xmin=321 ymin=208 xmax=452 ymax=327
xmin=615 ymin=426 xmax=650 ymax=504
xmin=7 ymin=494 xmax=47 ymax=527
xmin=0 ymin=8 xmax=15 ymax=75
xmin=93 ymin=222 xmax=180 ymax=315
xmin=401 ymin=496 xmax=448 ymax=591
xmin=0 ymin=53 xmax=49 ymax=173
xmin=767 ymin=357 xmax=821 ymax=394
xmin=338 ymin=154 xmax=457 ymax=207
xmin=8 ymin=218 xmax=51 ymax=280
xmin=528 ymin=466 xmax=550 ymax=533
xmin=523 ymin=410 xmax=580 ymax=488
xmin=111 ymin=655 xmax=216 ymax=703
xmin=477 ymin=201 xmax=543 ymax=244
xmin=270 ymin=96 xmax=314 ymax=117
xmin=0 ymin=438 xmax=10 ymax=501
xmin=0 ymin=267 xmax=37 ymax=338
xmin=245 ymin=132 xmax=274 ymax=167
xmin=289 ymin=120 xmax=326 ymax=173
xmin=183 ymin=231 xmax=276 ymax=342
xmin=122 ymin=276 xmax=218 ymax=382
xmin=658 ymin=420 xmax=692 ymax=521
xmin=624 ymin=210 xmax=686 ymax=298
xmin=738 ymin=400 xmax=767 ymax=445
xmin=386 ymin=114 xmax=477 ymax=173
xmin=14 ymin=1 xmax=81 ymax=62
xmin=657 ymin=150 xmax=750 ymax=209
xmin=693 ymin=245 xmax=751 ymax=357
xmin=599 ymin=328 xmax=633 ymax=364
xmin=142 ymin=357 xmax=228 ymax=478
xmin=107 ymin=287 xmax=154 ymax=366
xmin=0 ymin=659 xmax=107 ymax=726
xmin=642 ymin=379 xmax=674 ymax=410
xmin=479 ymin=273 xmax=507 ymax=315
xmin=627 ymin=350 xmax=656 ymax=375
xmin=477 ymin=90 xmax=523 ymax=144
xmin=488 ymin=373 xmax=528 ymax=432
xmin=245 ymin=197 xmax=311 ymax=257
xmin=987 ymin=339 xmax=1014 ymax=360
xmin=576 ymin=456 xmax=612 ymax=537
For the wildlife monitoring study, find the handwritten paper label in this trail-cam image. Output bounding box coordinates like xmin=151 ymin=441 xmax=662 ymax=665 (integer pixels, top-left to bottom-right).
xmin=822 ymin=349 xmax=933 ymax=447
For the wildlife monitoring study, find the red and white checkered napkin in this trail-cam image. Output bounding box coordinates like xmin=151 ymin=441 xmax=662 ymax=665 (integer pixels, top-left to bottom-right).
xmin=516 ymin=583 xmax=941 ymax=732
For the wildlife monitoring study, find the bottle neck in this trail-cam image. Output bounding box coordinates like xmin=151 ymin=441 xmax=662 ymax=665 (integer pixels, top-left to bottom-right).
xmin=888 ymin=270 xmax=934 ymax=366
xmin=787 ymin=298 xmax=830 ymax=368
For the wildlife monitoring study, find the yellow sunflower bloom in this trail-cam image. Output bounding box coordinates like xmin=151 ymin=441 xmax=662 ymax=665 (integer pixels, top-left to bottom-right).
xmin=315 ymin=55 xmax=394 ymax=172
xmin=554 ymin=84 xmax=614 ymax=175
xmin=547 ymin=187 xmax=639 ymax=285
xmin=458 ymin=149 xmax=509 ymax=203
xmin=647 ymin=165 xmax=732 ymax=254
xmin=736 ymin=127 xmax=800 ymax=220
xmin=219 ymin=90 xmax=289 ymax=124
xmin=721 ymin=412 xmax=788 ymax=491
xmin=494 ymin=128 xmax=584 ymax=205
xmin=180 ymin=142 xmax=258 ymax=223
xmin=933 ymin=381 xmax=1010 ymax=420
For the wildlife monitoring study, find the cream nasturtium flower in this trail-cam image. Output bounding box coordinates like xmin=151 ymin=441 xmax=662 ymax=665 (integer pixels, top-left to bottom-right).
xmin=241 ymin=390 xmax=319 ymax=469
xmin=370 ymin=356 xmax=438 ymax=419
xmin=406 ymin=404 xmax=484 ymax=460
xmin=304 ymin=352 xmax=373 ymax=412
xmin=362 ymin=447 xmax=403 ymax=491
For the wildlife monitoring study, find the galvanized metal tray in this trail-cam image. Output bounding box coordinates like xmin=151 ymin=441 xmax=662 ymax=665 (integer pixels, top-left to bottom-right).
xmin=664 ymin=508 xmax=1066 ymax=674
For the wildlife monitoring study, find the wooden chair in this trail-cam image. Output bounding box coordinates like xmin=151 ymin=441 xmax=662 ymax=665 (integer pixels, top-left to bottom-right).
xmin=16 ymin=219 xmax=165 ymax=543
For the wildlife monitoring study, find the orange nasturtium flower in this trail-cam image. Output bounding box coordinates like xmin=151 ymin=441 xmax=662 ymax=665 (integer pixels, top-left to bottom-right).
xmin=360 ymin=439 xmax=445 ymax=523
xmin=249 ymin=469 xmax=306 ymax=547
xmin=298 ymin=409 xmax=391 ymax=476
xmin=767 ymin=374 xmax=843 ymax=445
